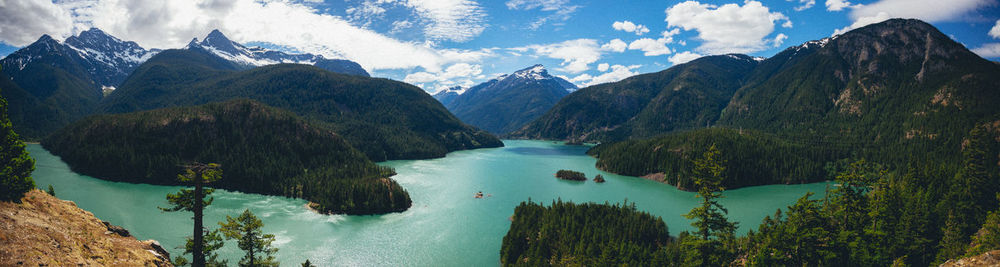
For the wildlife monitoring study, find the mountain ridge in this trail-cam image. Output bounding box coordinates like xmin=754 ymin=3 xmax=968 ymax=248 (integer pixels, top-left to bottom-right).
xmin=509 ymin=54 xmax=760 ymax=141
xmin=185 ymin=29 xmax=370 ymax=77
xmin=99 ymin=52 xmax=502 ymax=161
xmin=443 ymin=64 xmax=576 ymax=134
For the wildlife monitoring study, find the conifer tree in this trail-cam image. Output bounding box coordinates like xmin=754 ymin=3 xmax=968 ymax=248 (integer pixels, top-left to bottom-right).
xmin=220 ymin=209 xmax=279 ymax=267
xmin=682 ymin=144 xmax=736 ymax=266
xmin=966 ymin=194 xmax=1000 ymax=257
xmin=935 ymin=126 xmax=995 ymax=263
xmin=160 ymin=163 xmax=222 ymax=266
xmin=173 ymin=229 xmax=228 ymax=266
xmin=0 ymin=83 xmax=35 ymax=202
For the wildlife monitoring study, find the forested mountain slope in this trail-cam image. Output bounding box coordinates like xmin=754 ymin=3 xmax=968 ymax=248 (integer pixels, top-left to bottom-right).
xmin=509 ymin=55 xmax=759 ymax=142
xmin=100 ymin=49 xmax=501 ymax=161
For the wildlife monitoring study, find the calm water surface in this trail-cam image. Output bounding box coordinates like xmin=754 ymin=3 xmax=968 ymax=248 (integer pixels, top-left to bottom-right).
xmin=28 ymin=140 xmax=829 ymax=266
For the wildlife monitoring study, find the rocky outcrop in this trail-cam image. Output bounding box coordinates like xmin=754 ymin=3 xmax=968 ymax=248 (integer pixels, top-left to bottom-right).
xmin=0 ymin=190 xmax=171 ymax=266
xmin=940 ymin=250 xmax=1000 ymax=266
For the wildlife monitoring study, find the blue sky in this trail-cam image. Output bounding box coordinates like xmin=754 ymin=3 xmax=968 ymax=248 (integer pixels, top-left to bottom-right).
xmin=1 ymin=0 xmax=999 ymax=92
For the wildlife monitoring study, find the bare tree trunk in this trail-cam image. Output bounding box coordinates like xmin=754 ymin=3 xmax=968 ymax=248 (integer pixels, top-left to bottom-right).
xmin=193 ymin=170 xmax=205 ymax=267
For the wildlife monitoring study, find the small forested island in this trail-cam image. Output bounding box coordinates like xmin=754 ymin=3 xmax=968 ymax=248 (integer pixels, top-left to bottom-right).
xmin=593 ymin=174 xmax=605 ymax=183
xmin=501 ymin=200 xmax=671 ymax=266
xmin=555 ymin=170 xmax=587 ymax=181
xmin=42 ymin=99 xmax=411 ymax=215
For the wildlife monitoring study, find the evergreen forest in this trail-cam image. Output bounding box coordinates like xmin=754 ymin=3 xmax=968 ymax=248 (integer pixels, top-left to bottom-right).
xmin=42 ymin=99 xmax=411 ymax=215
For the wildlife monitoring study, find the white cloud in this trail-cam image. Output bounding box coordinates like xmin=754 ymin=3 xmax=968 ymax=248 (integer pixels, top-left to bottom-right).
xmin=597 ymin=63 xmax=609 ymax=71
xmin=390 ymin=19 xmax=414 ymax=34
xmin=789 ymin=0 xmax=816 ymax=11
xmin=506 ymin=0 xmax=579 ymax=30
xmin=506 ymin=0 xmax=565 ymax=10
xmin=568 ymin=73 xmax=592 ymax=83
xmin=665 ymin=0 xmax=791 ymax=55
xmin=973 ymin=43 xmax=1000 ymax=58
xmin=825 ymin=0 xmax=859 ymax=11
xmin=345 ymin=0 xmax=486 ymax=42
xmin=612 ymin=20 xmax=650 ymax=35
xmin=345 ymin=0 xmax=389 ymax=28
xmin=512 ymin=39 xmax=603 ymax=73
xmin=572 ymin=64 xmax=641 ymax=87
xmin=833 ymin=11 xmax=891 ymax=35
xmin=0 ymin=0 xmax=75 ymax=46
xmin=628 ymin=38 xmax=672 ymax=56
xmin=669 ymin=51 xmax=703 ymax=65
xmin=602 ymin=38 xmax=628 ymax=52
xmin=404 ymin=62 xmax=485 ymax=90
xmin=773 ymin=33 xmax=788 ymax=47
xmin=835 ymin=0 xmax=993 ymax=35
xmin=990 ymin=19 xmax=1000 ymax=39
xmin=403 ymin=0 xmax=487 ymax=42
xmin=36 ymin=0 xmax=496 ymax=75
xmin=852 ymin=0 xmax=992 ymax=22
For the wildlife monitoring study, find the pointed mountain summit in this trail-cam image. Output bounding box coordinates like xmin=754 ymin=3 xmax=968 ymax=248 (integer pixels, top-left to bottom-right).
xmin=503 ymin=64 xmax=577 ymax=91
xmin=444 ymin=64 xmax=576 ymax=134
xmin=0 ymin=28 xmax=158 ymax=138
xmin=1 ymin=27 xmax=157 ymax=88
xmin=433 ymin=86 xmax=465 ymax=106
xmin=63 ymin=28 xmax=159 ymax=87
xmin=718 ymin=18 xmax=1000 ymax=148
xmin=186 ymin=29 xmax=369 ymax=76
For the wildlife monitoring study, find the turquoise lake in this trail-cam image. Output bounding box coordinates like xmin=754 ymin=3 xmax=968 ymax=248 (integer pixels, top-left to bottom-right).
xmin=28 ymin=140 xmax=830 ymax=266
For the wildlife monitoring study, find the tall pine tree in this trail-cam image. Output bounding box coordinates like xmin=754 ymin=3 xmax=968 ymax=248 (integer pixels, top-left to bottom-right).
xmin=160 ymin=163 xmax=223 ymax=266
xmin=0 ymin=82 xmax=35 ymax=202
xmin=681 ymin=144 xmax=737 ymax=266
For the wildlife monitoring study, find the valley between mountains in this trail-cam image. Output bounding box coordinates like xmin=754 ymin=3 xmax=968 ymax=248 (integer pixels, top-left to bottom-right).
xmin=1 ymin=17 xmax=999 ymax=266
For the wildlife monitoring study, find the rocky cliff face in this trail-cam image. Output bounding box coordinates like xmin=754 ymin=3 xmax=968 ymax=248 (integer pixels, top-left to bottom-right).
xmin=0 ymin=190 xmax=171 ymax=266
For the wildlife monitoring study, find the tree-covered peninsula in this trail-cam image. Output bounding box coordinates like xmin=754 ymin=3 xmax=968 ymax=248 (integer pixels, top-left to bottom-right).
xmin=43 ymin=99 xmax=411 ymax=215
xmin=587 ymin=128 xmax=846 ymax=190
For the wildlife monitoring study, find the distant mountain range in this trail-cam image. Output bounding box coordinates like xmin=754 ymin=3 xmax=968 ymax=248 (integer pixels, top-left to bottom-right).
xmin=510 ymin=55 xmax=760 ymax=141
xmin=186 ymin=29 xmax=369 ymax=77
xmin=435 ymin=64 xmax=577 ymax=134
xmin=0 ymin=29 xmax=138 ymax=138
xmin=432 ymin=86 xmax=464 ymax=107
xmin=512 ymin=19 xmax=1000 ymax=149
xmin=0 ymin=28 xmax=370 ymax=139
xmin=514 ymin=18 xmax=1000 ymax=192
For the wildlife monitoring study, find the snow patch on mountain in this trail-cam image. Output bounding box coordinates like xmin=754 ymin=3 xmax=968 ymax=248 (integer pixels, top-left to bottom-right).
xmin=186 ymin=29 xmax=368 ymax=76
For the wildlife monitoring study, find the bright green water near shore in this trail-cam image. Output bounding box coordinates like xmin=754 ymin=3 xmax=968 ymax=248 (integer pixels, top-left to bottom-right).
xmin=28 ymin=140 xmax=828 ymax=266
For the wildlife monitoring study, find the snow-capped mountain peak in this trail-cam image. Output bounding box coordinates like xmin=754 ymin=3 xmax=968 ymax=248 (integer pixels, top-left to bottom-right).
xmin=438 ymin=86 xmax=467 ymax=95
xmin=64 ymin=28 xmax=157 ymax=66
xmin=1 ymin=28 xmax=158 ymax=87
xmin=494 ymin=64 xmax=577 ymax=91
xmin=511 ymin=64 xmax=549 ymax=80
xmin=200 ymin=29 xmax=248 ymax=57
xmin=432 ymin=86 xmax=465 ymax=106
xmin=184 ymin=29 xmax=369 ymax=76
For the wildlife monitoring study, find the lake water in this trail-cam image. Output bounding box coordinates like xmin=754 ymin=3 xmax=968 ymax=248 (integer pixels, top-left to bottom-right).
xmin=28 ymin=140 xmax=829 ymax=266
